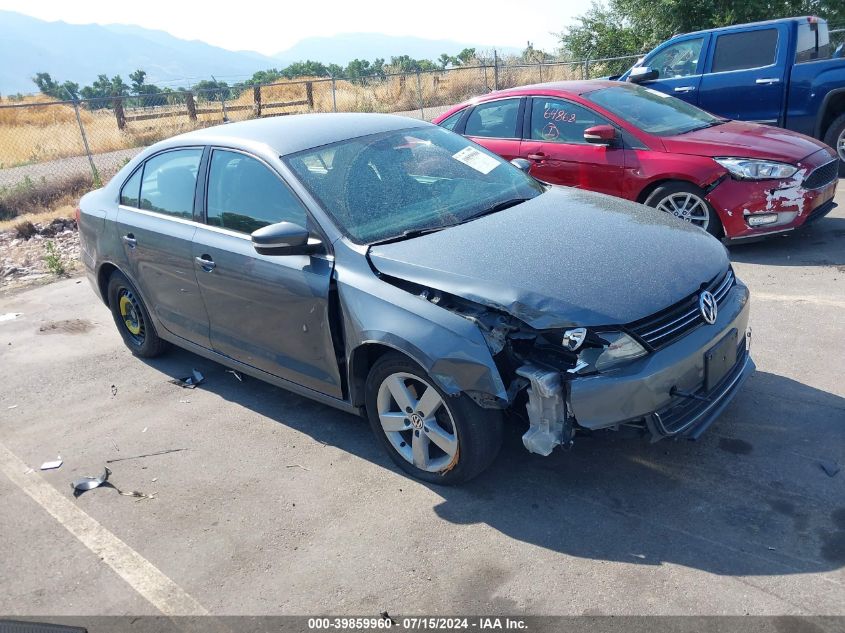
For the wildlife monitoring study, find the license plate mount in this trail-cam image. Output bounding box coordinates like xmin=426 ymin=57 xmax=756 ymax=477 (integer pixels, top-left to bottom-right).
xmin=705 ymin=329 xmax=738 ymax=392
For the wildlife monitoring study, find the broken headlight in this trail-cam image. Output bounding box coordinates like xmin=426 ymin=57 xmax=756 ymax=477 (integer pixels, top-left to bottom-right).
xmin=576 ymin=331 xmax=647 ymax=372
xmin=714 ymin=158 xmax=798 ymax=180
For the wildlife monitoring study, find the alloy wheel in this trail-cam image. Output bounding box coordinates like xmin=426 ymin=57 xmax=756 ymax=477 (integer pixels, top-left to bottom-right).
xmin=837 ymin=128 xmax=845 ymax=163
xmin=655 ymin=192 xmax=711 ymax=230
xmin=376 ymin=372 xmax=459 ymax=473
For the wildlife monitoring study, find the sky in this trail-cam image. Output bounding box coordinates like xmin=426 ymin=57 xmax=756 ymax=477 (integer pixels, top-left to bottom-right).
xmin=0 ymin=0 xmax=584 ymax=55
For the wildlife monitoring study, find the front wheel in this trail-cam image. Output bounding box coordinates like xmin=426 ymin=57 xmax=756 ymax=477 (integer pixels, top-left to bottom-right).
xmin=644 ymin=182 xmax=723 ymax=237
xmin=822 ymin=113 xmax=845 ymax=177
xmin=365 ymin=353 xmax=502 ymax=484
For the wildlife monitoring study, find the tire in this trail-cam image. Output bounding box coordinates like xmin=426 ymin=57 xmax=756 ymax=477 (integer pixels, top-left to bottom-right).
xmin=644 ymin=181 xmax=723 ymax=238
xmin=107 ymin=270 xmax=169 ymax=358
xmin=822 ymin=112 xmax=845 ymax=177
xmin=364 ymin=353 xmax=502 ymax=485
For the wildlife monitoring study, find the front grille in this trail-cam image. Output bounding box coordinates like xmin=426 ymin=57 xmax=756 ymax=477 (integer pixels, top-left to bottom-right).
xmin=627 ymin=268 xmax=734 ymax=350
xmin=803 ymin=160 xmax=838 ymax=190
xmin=652 ymin=341 xmax=748 ymax=436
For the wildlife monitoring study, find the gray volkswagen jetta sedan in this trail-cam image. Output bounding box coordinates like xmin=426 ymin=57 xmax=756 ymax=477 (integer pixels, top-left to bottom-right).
xmin=79 ymin=113 xmax=754 ymax=484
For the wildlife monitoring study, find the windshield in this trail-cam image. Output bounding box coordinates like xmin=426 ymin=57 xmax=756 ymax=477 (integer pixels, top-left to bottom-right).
xmin=284 ymin=126 xmax=544 ymax=244
xmin=586 ymin=84 xmax=722 ymax=136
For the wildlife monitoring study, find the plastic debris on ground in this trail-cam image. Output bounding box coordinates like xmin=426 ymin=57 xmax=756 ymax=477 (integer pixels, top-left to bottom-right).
xmin=70 ymin=466 xmax=155 ymax=500
xmin=169 ymin=369 xmax=204 ymax=389
xmin=0 ymin=312 xmax=22 ymax=322
xmin=40 ymin=457 xmax=63 ymax=470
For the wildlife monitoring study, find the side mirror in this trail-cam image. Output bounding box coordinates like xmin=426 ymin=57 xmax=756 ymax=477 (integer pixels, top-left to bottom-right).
xmin=583 ymin=125 xmax=618 ymax=146
xmin=627 ymin=66 xmax=658 ymax=83
xmin=510 ymin=158 xmax=532 ymax=173
xmin=251 ymin=221 xmax=321 ymax=256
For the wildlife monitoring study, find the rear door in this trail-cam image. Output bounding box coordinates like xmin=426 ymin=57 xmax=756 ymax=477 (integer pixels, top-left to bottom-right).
xmin=698 ymin=24 xmax=788 ymax=124
xmin=116 ymin=147 xmax=211 ymax=347
xmin=191 ymin=148 xmax=343 ymax=398
xmin=458 ymin=97 xmax=524 ymax=160
xmin=518 ymin=97 xmax=625 ymax=197
xmin=638 ymin=35 xmax=709 ymax=105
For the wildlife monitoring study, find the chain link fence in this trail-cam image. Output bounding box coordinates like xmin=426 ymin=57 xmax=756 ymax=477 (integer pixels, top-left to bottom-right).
xmin=0 ymin=55 xmax=639 ymax=220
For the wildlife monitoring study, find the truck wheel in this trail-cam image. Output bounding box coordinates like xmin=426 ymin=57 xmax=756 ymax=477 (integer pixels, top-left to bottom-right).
xmin=822 ymin=113 xmax=845 ymax=176
xmin=107 ymin=270 xmax=169 ymax=358
xmin=364 ymin=353 xmax=502 ymax=485
xmin=644 ymin=181 xmax=723 ymax=237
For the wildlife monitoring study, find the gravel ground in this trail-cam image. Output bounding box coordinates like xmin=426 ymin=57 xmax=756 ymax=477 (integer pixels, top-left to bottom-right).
xmin=0 ymin=183 xmax=842 ymax=621
xmin=0 ymin=218 xmax=80 ymax=291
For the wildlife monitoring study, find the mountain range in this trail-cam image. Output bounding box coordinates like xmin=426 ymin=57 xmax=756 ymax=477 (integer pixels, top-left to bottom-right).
xmin=0 ymin=10 xmax=520 ymax=95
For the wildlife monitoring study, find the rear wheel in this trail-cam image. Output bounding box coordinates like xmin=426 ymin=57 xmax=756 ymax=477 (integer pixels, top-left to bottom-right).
xmin=364 ymin=353 xmax=502 ymax=484
xmin=107 ymin=270 xmax=169 ymax=358
xmin=644 ymin=181 xmax=723 ymax=237
xmin=822 ymin=113 xmax=845 ymax=177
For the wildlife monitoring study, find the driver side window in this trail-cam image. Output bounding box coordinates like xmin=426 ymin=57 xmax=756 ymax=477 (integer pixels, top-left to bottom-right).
xmin=648 ymin=38 xmax=704 ymax=79
xmin=206 ymin=150 xmax=307 ymax=234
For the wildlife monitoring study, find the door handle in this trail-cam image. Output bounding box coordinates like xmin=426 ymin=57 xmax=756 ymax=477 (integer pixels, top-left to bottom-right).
xmin=122 ymin=234 xmax=137 ymax=248
xmin=673 ymin=86 xmax=696 ymax=93
xmin=755 ymin=77 xmax=781 ymax=85
xmin=195 ymin=255 xmax=216 ymax=271
xmin=527 ymin=152 xmax=546 ymax=161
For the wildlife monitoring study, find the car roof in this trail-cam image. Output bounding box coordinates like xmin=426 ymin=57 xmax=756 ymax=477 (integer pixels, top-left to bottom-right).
xmin=171 ymin=113 xmax=431 ymax=156
xmin=478 ymin=80 xmax=620 ymax=99
xmin=675 ymin=15 xmax=817 ymax=38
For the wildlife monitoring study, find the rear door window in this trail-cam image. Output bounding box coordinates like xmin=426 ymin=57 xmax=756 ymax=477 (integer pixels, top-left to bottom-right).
xmin=438 ymin=109 xmax=466 ymax=131
xmin=206 ymin=150 xmax=308 ymax=234
xmin=139 ymin=149 xmax=202 ymax=219
xmin=711 ymin=29 xmax=779 ymax=72
xmin=464 ymin=99 xmax=521 ymax=138
xmin=119 ymin=167 xmax=142 ymax=207
xmin=795 ymin=22 xmax=830 ymax=63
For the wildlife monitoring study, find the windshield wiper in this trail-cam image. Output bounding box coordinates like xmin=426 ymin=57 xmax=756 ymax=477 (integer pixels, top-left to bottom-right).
xmin=369 ymin=225 xmax=449 ymax=246
xmin=458 ymin=197 xmax=533 ymax=224
xmin=677 ymin=119 xmax=728 ymax=135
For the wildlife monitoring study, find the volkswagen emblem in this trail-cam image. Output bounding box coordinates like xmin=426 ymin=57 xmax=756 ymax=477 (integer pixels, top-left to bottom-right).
xmin=699 ymin=291 xmax=718 ymax=325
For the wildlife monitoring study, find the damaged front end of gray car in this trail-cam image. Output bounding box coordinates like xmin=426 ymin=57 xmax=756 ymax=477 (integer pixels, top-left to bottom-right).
xmin=379 ymin=268 xmax=754 ymax=458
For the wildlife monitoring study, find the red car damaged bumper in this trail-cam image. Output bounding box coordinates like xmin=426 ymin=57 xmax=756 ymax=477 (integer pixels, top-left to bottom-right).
xmin=705 ymin=148 xmax=839 ymax=240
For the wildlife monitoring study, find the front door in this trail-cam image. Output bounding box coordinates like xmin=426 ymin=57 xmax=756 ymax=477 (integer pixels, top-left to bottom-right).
xmin=115 ymin=147 xmax=211 ymax=347
xmin=191 ymin=148 xmax=343 ymax=398
xmin=637 ymin=35 xmax=708 ymax=105
xmin=519 ymin=97 xmax=625 ymax=197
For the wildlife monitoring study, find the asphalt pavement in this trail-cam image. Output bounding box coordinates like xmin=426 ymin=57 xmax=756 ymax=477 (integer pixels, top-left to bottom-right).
xmin=0 ymin=183 xmax=843 ymax=618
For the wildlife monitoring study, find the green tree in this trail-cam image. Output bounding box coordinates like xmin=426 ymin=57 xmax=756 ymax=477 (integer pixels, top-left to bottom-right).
xmin=455 ymin=48 xmax=477 ymax=65
xmin=437 ymin=53 xmax=455 ymax=69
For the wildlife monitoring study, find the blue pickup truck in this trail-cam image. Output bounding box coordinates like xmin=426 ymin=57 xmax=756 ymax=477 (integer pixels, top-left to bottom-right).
xmin=620 ymin=16 xmax=845 ymax=174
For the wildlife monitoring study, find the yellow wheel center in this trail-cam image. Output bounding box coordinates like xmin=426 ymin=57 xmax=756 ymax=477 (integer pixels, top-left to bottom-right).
xmin=119 ymin=295 xmax=142 ymax=336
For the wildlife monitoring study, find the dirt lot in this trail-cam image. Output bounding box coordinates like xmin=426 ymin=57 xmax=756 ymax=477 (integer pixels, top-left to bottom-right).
xmin=0 ymin=184 xmax=843 ymax=620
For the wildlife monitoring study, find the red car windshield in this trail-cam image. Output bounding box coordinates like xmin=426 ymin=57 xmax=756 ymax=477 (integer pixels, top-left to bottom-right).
xmin=586 ymin=84 xmax=724 ymax=137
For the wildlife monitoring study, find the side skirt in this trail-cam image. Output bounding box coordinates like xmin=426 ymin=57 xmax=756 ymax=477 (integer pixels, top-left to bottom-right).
xmin=157 ymin=330 xmax=364 ymax=418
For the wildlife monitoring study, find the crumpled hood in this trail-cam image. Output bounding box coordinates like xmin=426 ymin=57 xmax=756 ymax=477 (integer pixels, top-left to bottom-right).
xmin=369 ymin=187 xmax=729 ymax=329
xmin=661 ymin=120 xmax=826 ymax=163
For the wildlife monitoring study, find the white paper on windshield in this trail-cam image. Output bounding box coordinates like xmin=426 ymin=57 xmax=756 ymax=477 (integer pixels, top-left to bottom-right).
xmin=646 ymin=88 xmax=672 ymax=98
xmin=452 ymin=146 xmax=500 ymax=174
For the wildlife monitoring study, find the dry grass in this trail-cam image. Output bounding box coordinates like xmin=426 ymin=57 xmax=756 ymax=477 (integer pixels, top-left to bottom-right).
xmin=0 ymin=174 xmax=91 ymax=221
xmin=0 ymin=203 xmax=77 ymax=233
xmin=0 ymin=64 xmax=586 ymax=169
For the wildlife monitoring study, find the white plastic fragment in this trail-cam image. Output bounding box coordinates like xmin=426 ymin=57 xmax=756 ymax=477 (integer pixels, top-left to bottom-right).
xmin=40 ymin=456 xmax=63 ymax=470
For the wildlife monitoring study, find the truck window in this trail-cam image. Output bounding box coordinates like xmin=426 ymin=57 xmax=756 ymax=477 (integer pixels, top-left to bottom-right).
xmin=795 ymin=22 xmax=830 ymax=63
xmin=711 ymin=29 xmax=779 ymax=72
xmin=648 ymin=38 xmax=704 ymax=79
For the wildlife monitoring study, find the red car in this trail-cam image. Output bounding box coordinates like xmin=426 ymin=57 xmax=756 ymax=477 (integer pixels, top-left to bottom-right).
xmin=433 ymin=81 xmax=839 ymax=240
